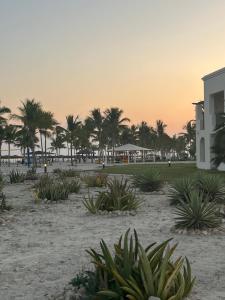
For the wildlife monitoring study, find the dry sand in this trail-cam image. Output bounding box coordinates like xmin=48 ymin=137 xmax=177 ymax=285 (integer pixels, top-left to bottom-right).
xmin=0 ymin=168 xmax=225 ymax=300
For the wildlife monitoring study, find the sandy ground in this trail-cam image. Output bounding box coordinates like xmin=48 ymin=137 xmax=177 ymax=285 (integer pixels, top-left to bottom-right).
xmin=0 ymin=167 xmax=225 ymax=299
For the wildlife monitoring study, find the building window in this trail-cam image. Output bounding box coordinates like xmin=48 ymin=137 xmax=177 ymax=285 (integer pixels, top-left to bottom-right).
xmin=200 ymin=137 xmax=205 ymax=162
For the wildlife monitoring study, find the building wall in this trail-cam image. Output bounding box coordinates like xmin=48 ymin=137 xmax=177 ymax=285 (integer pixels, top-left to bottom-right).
xmin=196 ymin=68 xmax=225 ymax=170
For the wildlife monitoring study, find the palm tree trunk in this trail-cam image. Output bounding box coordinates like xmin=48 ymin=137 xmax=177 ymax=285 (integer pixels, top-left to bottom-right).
xmin=27 ymin=147 xmax=30 ymax=168
xmin=70 ymin=143 xmax=73 ymax=165
xmin=0 ymin=141 xmax=2 ymax=167
xmin=40 ymin=131 xmax=44 ymax=163
xmin=8 ymin=143 xmax=10 ymax=167
xmin=44 ymin=131 xmax=47 ymax=164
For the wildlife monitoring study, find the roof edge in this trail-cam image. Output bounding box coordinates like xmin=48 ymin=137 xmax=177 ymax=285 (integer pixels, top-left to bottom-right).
xmin=202 ymin=67 xmax=225 ymax=81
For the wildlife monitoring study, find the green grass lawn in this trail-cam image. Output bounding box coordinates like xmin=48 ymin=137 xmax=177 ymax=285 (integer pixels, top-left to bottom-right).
xmin=101 ymin=163 xmax=225 ymax=182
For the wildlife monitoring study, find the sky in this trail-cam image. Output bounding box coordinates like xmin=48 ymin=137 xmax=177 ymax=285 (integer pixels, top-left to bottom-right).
xmin=1 ymin=0 xmax=225 ymax=135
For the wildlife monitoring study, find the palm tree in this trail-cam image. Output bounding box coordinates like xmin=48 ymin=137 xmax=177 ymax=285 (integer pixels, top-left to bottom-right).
xmin=4 ymin=125 xmax=17 ymax=166
xmin=86 ymin=108 xmax=106 ymax=158
xmin=12 ymin=99 xmax=42 ymax=169
xmin=38 ymin=110 xmax=57 ymax=163
xmin=104 ymin=107 xmax=130 ymax=161
xmin=0 ymin=103 xmax=11 ymax=166
xmin=64 ymin=115 xmax=81 ymax=165
xmin=50 ymin=126 xmax=65 ymax=156
xmin=155 ymin=120 xmax=168 ymax=158
xmin=181 ymin=120 xmax=196 ymax=158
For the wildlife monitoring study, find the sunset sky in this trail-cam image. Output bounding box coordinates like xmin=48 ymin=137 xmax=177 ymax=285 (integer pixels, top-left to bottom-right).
xmin=1 ymin=0 xmax=225 ymax=134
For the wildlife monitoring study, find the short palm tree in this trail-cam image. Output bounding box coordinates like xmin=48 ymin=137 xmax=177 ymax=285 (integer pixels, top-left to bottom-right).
xmin=12 ymin=99 xmax=42 ymax=169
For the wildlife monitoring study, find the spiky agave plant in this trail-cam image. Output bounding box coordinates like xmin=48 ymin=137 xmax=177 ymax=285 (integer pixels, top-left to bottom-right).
xmin=169 ymin=177 xmax=194 ymax=205
xmin=195 ymin=172 xmax=225 ymax=203
xmin=83 ymin=178 xmax=141 ymax=213
xmin=86 ymin=229 xmax=195 ymax=300
xmin=133 ymin=169 xmax=164 ymax=192
xmin=174 ymin=191 xmax=222 ymax=230
xmin=9 ymin=170 xmax=25 ymax=184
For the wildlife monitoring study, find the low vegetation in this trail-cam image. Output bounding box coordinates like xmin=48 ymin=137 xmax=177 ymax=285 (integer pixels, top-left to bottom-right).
xmin=169 ymin=173 xmax=225 ymax=205
xmin=174 ymin=191 xmax=222 ymax=230
xmin=83 ymin=178 xmax=141 ymax=213
xmin=133 ymin=169 xmax=164 ymax=192
xmin=54 ymin=168 xmax=80 ymax=178
xmin=71 ymin=229 xmax=195 ymax=299
xmin=9 ymin=170 xmax=25 ymax=184
xmin=64 ymin=178 xmax=81 ymax=194
xmin=25 ymin=169 xmax=39 ymax=181
xmin=82 ymin=173 xmax=108 ymax=187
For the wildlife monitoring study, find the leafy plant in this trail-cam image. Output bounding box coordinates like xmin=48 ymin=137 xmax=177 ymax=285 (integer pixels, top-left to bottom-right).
xmin=133 ymin=169 xmax=164 ymax=192
xmin=195 ymin=172 xmax=225 ymax=203
xmin=83 ymin=178 xmax=141 ymax=213
xmin=25 ymin=169 xmax=38 ymax=181
xmin=58 ymin=168 xmax=80 ymax=178
xmin=9 ymin=170 xmax=25 ymax=184
xmin=84 ymin=229 xmax=195 ymax=300
xmin=70 ymin=270 xmax=99 ymax=297
xmin=36 ymin=181 xmax=69 ymax=201
xmin=83 ymin=173 xmax=108 ymax=187
xmin=169 ymin=174 xmax=225 ymax=205
xmin=169 ymin=177 xmax=194 ymax=205
xmin=64 ymin=178 xmax=81 ymax=193
xmin=0 ymin=193 xmax=11 ymax=212
xmin=174 ymin=191 xmax=222 ymax=230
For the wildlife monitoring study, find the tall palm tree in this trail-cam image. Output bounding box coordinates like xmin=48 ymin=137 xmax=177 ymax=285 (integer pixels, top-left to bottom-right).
xmin=104 ymin=107 xmax=130 ymax=160
xmin=0 ymin=103 xmax=11 ymax=166
xmin=38 ymin=110 xmax=57 ymax=163
xmin=181 ymin=120 xmax=196 ymax=158
xmin=87 ymin=108 xmax=107 ymax=158
xmin=15 ymin=126 xmax=35 ymax=166
xmin=155 ymin=120 xmax=168 ymax=158
xmin=50 ymin=126 xmax=65 ymax=156
xmin=64 ymin=115 xmax=81 ymax=165
xmin=12 ymin=99 xmax=42 ymax=169
xmin=4 ymin=125 xmax=17 ymax=166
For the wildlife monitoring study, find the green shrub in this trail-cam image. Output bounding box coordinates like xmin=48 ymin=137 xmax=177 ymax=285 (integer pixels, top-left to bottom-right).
xmin=78 ymin=229 xmax=195 ymax=299
xmin=196 ymin=173 xmax=225 ymax=203
xmin=0 ymin=173 xmax=4 ymax=192
xmin=9 ymin=170 xmax=25 ymax=184
xmin=25 ymin=169 xmax=38 ymax=181
xmin=53 ymin=168 xmax=62 ymax=174
xmin=169 ymin=174 xmax=225 ymax=205
xmin=174 ymin=191 xmax=222 ymax=230
xmin=70 ymin=271 xmax=99 ymax=296
xmin=133 ymin=169 xmax=164 ymax=192
xmin=83 ymin=178 xmax=141 ymax=213
xmin=0 ymin=193 xmax=11 ymax=212
xmin=83 ymin=173 xmax=108 ymax=187
xmin=59 ymin=168 xmax=80 ymax=178
xmin=64 ymin=178 xmax=81 ymax=193
xmin=169 ymin=177 xmax=194 ymax=205
xmin=36 ymin=181 xmax=69 ymax=201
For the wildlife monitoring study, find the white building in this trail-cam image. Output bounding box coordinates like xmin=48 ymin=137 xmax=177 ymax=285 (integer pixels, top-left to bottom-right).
xmin=195 ymin=67 xmax=225 ymax=170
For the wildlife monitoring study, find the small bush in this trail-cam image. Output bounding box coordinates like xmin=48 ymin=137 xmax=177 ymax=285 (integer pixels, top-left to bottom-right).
xmin=9 ymin=170 xmax=25 ymax=184
xmin=169 ymin=177 xmax=194 ymax=205
xmin=0 ymin=193 xmax=11 ymax=212
xmin=133 ymin=169 xmax=164 ymax=192
xmin=64 ymin=178 xmax=81 ymax=193
xmin=73 ymin=229 xmax=195 ymax=299
xmin=83 ymin=178 xmax=141 ymax=213
xmin=83 ymin=173 xmax=108 ymax=187
xmin=0 ymin=173 xmax=4 ymax=192
xmin=169 ymin=173 xmax=225 ymax=205
xmin=196 ymin=173 xmax=225 ymax=203
xmin=53 ymin=168 xmax=62 ymax=174
xmin=25 ymin=169 xmax=38 ymax=181
xmin=36 ymin=181 xmax=69 ymax=201
xmin=59 ymin=168 xmax=80 ymax=178
xmin=70 ymin=271 xmax=99 ymax=296
xmin=174 ymin=191 xmax=222 ymax=230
